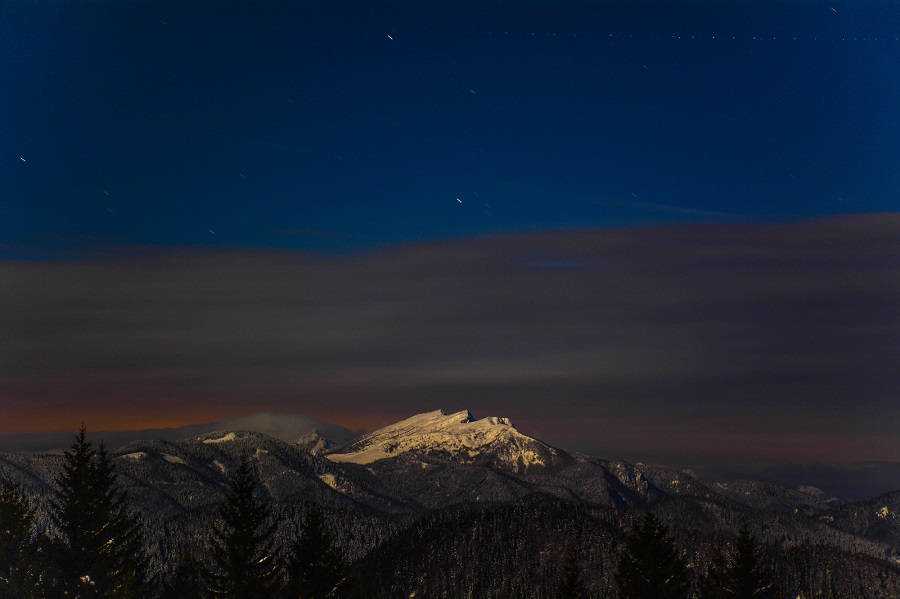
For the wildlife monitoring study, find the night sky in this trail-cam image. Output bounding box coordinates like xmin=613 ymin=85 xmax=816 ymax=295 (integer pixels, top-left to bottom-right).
xmin=2 ymin=1 xmax=898 ymax=493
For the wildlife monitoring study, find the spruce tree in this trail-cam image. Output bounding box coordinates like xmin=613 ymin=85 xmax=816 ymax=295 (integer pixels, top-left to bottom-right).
xmin=47 ymin=427 xmax=146 ymax=597
xmin=696 ymin=549 xmax=729 ymax=599
xmin=0 ymin=481 xmax=41 ymax=598
xmin=724 ymin=527 xmax=779 ymax=599
xmin=285 ymin=506 xmax=345 ymax=599
xmin=614 ymin=512 xmax=690 ymax=599
xmin=93 ymin=442 xmax=148 ymax=596
xmin=556 ymin=551 xmax=590 ymax=599
xmin=207 ymin=455 xmax=282 ymax=598
xmin=698 ymin=528 xmax=780 ymax=599
xmin=160 ymin=545 xmax=207 ymax=599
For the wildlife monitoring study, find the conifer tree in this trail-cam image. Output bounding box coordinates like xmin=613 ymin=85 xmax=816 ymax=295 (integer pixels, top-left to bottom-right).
xmin=47 ymin=427 xmax=146 ymax=597
xmin=0 ymin=481 xmax=41 ymax=598
xmin=333 ymin=567 xmax=376 ymax=599
xmin=556 ymin=551 xmax=590 ymax=599
xmin=207 ymin=455 xmax=282 ymax=598
xmin=696 ymin=549 xmax=729 ymax=599
xmin=93 ymin=442 xmax=148 ymax=596
xmin=614 ymin=512 xmax=690 ymax=599
xmin=285 ymin=506 xmax=345 ymax=599
xmin=698 ymin=527 xmax=779 ymax=599
xmin=160 ymin=545 xmax=207 ymax=599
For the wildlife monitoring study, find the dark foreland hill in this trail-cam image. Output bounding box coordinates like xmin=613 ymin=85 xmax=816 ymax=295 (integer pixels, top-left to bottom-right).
xmin=1 ymin=410 xmax=898 ymax=598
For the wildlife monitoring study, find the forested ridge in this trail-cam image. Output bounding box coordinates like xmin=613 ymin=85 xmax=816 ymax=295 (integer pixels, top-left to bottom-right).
xmin=2 ymin=429 xmax=899 ymax=598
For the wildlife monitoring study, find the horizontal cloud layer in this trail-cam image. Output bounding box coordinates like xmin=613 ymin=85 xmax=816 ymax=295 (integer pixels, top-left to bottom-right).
xmin=1 ymin=215 xmax=897 ymax=485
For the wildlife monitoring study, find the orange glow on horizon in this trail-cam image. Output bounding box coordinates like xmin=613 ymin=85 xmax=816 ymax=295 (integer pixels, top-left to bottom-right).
xmin=0 ymin=404 xmax=257 ymax=435
xmin=0 ymin=396 xmax=398 ymax=437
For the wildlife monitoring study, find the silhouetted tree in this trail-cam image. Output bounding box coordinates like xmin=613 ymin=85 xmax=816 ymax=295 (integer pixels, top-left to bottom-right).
xmin=0 ymin=481 xmax=41 ymax=598
xmin=285 ymin=506 xmax=345 ymax=598
xmin=699 ymin=527 xmax=779 ymax=599
xmin=333 ymin=567 xmax=377 ymax=599
xmin=207 ymin=455 xmax=282 ymax=598
xmin=696 ymin=549 xmax=730 ymax=599
xmin=47 ymin=427 xmax=146 ymax=597
xmin=556 ymin=550 xmax=590 ymax=599
xmin=160 ymin=545 xmax=207 ymax=599
xmin=614 ymin=512 xmax=690 ymax=599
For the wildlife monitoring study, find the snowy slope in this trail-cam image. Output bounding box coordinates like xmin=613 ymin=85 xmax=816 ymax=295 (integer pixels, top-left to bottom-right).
xmin=326 ymin=409 xmax=558 ymax=471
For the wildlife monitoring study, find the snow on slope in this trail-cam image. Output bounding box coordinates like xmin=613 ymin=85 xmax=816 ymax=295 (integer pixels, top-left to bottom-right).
xmin=326 ymin=409 xmax=556 ymax=471
xmin=203 ymin=432 xmax=237 ymax=444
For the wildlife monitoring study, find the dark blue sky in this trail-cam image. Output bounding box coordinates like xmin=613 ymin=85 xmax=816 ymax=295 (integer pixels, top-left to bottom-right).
xmin=3 ymin=1 xmax=898 ymax=255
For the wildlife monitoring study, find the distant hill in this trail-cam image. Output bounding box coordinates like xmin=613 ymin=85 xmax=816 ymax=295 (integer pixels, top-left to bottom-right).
xmin=0 ymin=412 xmax=359 ymax=454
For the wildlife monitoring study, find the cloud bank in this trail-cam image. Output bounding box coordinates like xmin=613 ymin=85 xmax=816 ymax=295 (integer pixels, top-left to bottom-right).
xmin=1 ymin=215 xmax=897 ymax=485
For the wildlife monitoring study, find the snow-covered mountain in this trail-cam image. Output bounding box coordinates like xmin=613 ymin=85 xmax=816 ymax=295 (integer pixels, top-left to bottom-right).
xmin=3 ymin=408 xmax=897 ymax=581
xmin=0 ymin=410 xmax=853 ymax=517
xmin=326 ymin=409 xmax=560 ymax=472
xmin=320 ymin=410 xmax=663 ymax=509
xmin=296 ymin=428 xmax=340 ymax=454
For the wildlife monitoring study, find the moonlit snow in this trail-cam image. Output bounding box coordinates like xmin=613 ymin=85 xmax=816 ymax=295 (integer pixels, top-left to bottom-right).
xmin=326 ymin=409 xmax=555 ymax=470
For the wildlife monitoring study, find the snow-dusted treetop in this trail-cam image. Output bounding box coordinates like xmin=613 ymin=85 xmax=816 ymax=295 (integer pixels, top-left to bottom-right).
xmin=326 ymin=409 xmax=556 ymax=470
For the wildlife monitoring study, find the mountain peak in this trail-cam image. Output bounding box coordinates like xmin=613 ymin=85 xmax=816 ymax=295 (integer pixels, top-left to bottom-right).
xmin=295 ymin=428 xmax=338 ymax=454
xmin=325 ymin=409 xmax=549 ymax=470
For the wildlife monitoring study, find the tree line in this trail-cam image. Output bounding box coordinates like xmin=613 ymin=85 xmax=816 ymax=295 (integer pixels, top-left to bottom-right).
xmin=0 ymin=429 xmax=800 ymax=598
xmin=0 ymin=428 xmax=344 ymax=599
